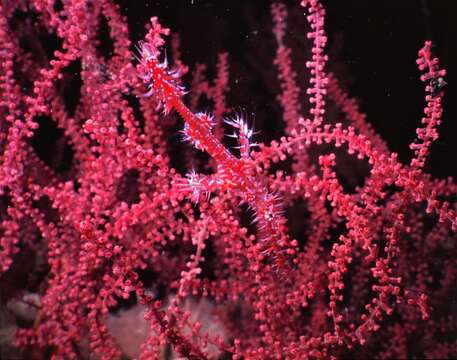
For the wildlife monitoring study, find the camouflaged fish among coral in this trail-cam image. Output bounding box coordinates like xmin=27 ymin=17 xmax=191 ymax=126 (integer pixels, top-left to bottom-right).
xmin=0 ymin=0 xmax=456 ymax=359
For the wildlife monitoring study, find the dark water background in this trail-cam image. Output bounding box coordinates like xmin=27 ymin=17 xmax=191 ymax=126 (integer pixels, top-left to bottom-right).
xmin=115 ymin=0 xmax=456 ymax=180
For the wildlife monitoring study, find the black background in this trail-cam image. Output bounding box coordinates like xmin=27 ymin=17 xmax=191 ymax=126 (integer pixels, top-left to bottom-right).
xmin=114 ymin=0 xmax=457 ymax=179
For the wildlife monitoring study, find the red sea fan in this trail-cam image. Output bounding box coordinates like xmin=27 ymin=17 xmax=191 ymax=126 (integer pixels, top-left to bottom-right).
xmin=0 ymin=1 xmax=456 ymax=359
